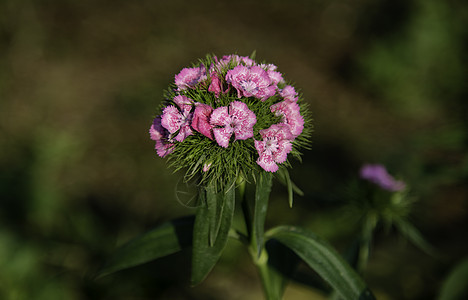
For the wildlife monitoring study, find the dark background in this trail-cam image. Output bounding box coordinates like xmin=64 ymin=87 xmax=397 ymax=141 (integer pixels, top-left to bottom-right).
xmin=1 ymin=0 xmax=467 ymax=299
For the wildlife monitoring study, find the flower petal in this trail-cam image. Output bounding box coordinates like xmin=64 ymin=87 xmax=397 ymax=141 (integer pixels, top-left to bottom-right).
xmin=213 ymin=127 xmax=232 ymax=148
xmin=257 ymin=152 xmax=278 ymax=172
xmin=192 ymin=103 xmax=214 ymax=139
xmin=161 ymin=105 xmax=182 ymax=133
xmin=210 ymin=106 xmax=230 ymax=127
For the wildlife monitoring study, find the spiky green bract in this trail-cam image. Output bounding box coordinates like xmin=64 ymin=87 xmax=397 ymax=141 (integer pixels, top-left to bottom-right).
xmin=157 ymin=54 xmax=313 ymax=191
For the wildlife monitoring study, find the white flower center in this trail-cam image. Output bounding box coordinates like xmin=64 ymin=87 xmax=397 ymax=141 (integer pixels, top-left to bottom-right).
xmin=241 ymin=80 xmax=258 ymax=94
xmin=265 ymin=137 xmax=278 ymax=153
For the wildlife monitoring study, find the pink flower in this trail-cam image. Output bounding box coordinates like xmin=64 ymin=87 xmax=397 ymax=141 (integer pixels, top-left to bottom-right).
xmin=267 ymin=70 xmax=284 ymax=86
xmin=210 ymin=101 xmax=257 ymax=148
xmin=280 ymin=85 xmax=298 ymax=102
xmin=270 ymin=101 xmax=304 ymax=138
xmin=161 ymin=95 xmax=194 ymax=142
xmin=174 ymin=66 xmax=207 ymax=90
xmin=191 ymin=103 xmax=214 ymax=139
xmin=203 ymin=162 xmax=212 ymax=172
xmin=255 ymin=124 xmax=293 ymax=172
xmin=218 ymin=55 xmax=256 ymax=67
xmin=226 ymin=65 xmax=276 ymax=101
xmin=208 ymin=71 xmax=223 ymax=98
xmin=149 ymin=116 xmax=175 ymax=158
xmin=259 ymin=63 xmax=278 ymax=71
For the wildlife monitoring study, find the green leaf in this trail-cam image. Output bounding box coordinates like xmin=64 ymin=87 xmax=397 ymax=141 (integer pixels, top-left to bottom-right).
xmin=438 ymin=257 xmax=468 ymax=300
xmin=96 ymin=216 xmax=194 ymax=279
xmin=394 ymin=218 xmax=437 ymax=257
xmin=206 ymin=185 xmax=223 ymax=246
xmin=253 ymin=172 xmax=273 ymax=256
xmin=262 ymin=239 xmax=303 ymax=299
xmin=266 ymin=226 xmax=375 ymax=300
xmin=191 ymin=184 xmax=235 ymax=285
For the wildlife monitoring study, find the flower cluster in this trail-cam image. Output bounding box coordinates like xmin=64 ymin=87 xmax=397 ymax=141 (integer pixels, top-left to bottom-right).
xmin=150 ymin=54 xmax=311 ymax=187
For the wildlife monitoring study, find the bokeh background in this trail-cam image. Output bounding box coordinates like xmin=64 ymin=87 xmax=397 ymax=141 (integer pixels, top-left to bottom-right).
xmin=1 ymin=0 xmax=467 ymax=299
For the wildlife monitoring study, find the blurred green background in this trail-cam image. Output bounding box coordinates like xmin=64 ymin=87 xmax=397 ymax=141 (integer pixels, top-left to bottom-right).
xmin=1 ymin=0 xmax=467 ymax=299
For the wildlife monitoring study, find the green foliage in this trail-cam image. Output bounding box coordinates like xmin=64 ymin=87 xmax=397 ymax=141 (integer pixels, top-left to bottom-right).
xmin=252 ymin=172 xmax=273 ymax=256
xmin=437 ymin=257 xmax=468 ymax=300
xmin=191 ymin=183 xmax=236 ymax=285
xmin=266 ymin=226 xmax=375 ymax=300
xmin=96 ymin=216 xmax=194 ymax=278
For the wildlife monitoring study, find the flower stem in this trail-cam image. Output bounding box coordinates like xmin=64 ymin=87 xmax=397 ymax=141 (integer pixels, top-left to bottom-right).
xmin=357 ymin=212 xmax=378 ymax=274
xmin=251 ymin=247 xmax=280 ymax=300
xmin=239 ymin=175 xmax=280 ymax=300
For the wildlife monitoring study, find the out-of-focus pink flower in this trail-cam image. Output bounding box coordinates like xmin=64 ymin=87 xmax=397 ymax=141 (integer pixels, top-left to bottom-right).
xmin=161 ymin=95 xmax=194 ymax=142
xmin=208 ymin=71 xmax=223 ymax=98
xmin=226 ymin=65 xmax=276 ymax=101
xmin=210 ymin=101 xmax=257 ymax=148
xmin=255 ymin=124 xmax=293 ymax=172
xmin=280 ymin=85 xmax=298 ymax=102
xmin=192 ymin=103 xmax=214 ymax=139
xmin=174 ymin=66 xmax=207 ymax=91
xmin=360 ymin=164 xmax=406 ymax=191
xmin=203 ymin=162 xmax=212 ymax=172
xmin=149 ymin=116 xmax=175 ymax=157
xmin=218 ymin=55 xmax=255 ymax=67
xmin=270 ymin=101 xmax=304 ymax=138
xmin=259 ymin=63 xmax=278 ymax=71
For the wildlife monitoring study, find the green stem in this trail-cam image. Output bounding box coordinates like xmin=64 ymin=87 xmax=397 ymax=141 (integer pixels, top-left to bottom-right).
xmin=357 ymin=212 xmax=378 ymax=274
xmin=251 ymin=247 xmax=280 ymax=300
xmin=239 ymin=175 xmax=280 ymax=300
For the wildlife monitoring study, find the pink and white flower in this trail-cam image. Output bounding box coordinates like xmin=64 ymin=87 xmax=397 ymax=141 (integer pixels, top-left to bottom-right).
xmin=210 ymin=101 xmax=257 ymax=148
xmin=280 ymin=85 xmax=298 ymax=102
xmin=174 ymin=66 xmax=207 ymax=91
xmin=226 ymin=65 xmax=276 ymax=101
xmin=255 ymin=124 xmax=293 ymax=172
xmin=161 ymin=95 xmax=194 ymax=142
xmin=267 ymin=70 xmax=284 ymax=86
xmin=149 ymin=116 xmax=175 ymax=158
xmin=191 ymin=103 xmax=214 ymax=140
xmin=218 ymin=54 xmax=256 ymax=67
xmin=270 ymin=101 xmax=304 ymax=138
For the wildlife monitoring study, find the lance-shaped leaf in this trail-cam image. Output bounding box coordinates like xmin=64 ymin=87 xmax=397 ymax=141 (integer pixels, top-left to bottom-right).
xmin=253 ymin=172 xmax=273 ymax=256
xmin=437 ymin=257 xmax=468 ymax=300
xmin=394 ymin=218 xmax=437 ymax=257
xmin=206 ymin=184 xmax=224 ymax=246
xmin=266 ymin=226 xmax=375 ymax=300
xmin=96 ymin=216 xmax=194 ymax=279
xmin=191 ymin=184 xmax=235 ymax=285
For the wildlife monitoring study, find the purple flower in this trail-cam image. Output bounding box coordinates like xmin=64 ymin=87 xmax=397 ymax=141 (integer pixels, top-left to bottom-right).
xmin=270 ymin=101 xmax=304 ymax=138
xmin=161 ymin=95 xmax=194 ymax=142
xmin=191 ymin=103 xmax=214 ymax=140
xmin=255 ymin=124 xmax=293 ymax=172
xmin=210 ymin=101 xmax=257 ymax=148
xmin=360 ymin=164 xmax=406 ymax=191
xmin=280 ymin=85 xmax=298 ymax=102
xmin=174 ymin=66 xmax=207 ymax=91
xmin=149 ymin=116 xmax=175 ymax=158
xmin=226 ymin=65 xmax=276 ymax=101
